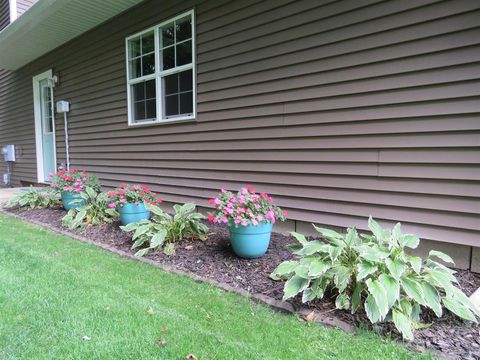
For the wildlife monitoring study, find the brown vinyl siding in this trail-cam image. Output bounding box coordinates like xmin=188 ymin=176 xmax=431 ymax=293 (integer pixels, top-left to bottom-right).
xmin=0 ymin=0 xmax=9 ymax=30
xmin=16 ymin=0 xmax=36 ymax=17
xmin=0 ymin=0 xmax=479 ymax=251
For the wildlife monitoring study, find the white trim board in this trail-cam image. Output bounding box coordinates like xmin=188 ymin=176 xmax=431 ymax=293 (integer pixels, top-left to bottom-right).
xmin=9 ymin=0 xmax=17 ymax=22
xmin=32 ymin=69 xmax=57 ymax=183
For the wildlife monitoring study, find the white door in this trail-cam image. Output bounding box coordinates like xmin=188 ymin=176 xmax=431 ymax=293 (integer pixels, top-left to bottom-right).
xmin=33 ymin=70 xmax=56 ymax=182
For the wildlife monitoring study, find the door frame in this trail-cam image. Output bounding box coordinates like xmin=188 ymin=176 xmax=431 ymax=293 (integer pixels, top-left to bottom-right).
xmin=33 ymin=69 xmax=57 ymax=183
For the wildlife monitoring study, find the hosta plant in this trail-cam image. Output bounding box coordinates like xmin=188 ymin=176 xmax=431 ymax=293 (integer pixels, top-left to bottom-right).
xmin=6 ymin=186 xmax=60 ymax=209
xmin=120 ymin=203 xmax=208 ymax=256
xmin=271 ymin=217 xmax=479 ymax=340
xmin=62 ymin=187 xmax=118 ymax=229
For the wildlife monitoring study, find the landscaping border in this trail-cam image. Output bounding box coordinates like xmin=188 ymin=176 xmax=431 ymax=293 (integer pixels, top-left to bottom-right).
xmin=1 ymin=209 xmax=355 ymax=333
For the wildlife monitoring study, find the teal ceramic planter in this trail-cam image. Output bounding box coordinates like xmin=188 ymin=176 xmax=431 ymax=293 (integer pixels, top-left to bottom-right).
xmin=118 ymin=202 xmax=150 ymax=226
xmin=228 ymin=222 xmax=273 ymax=258
xmin=61 ymin=191 xmax=85 ymax=210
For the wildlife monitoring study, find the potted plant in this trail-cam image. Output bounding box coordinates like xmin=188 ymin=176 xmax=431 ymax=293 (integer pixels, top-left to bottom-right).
xmin=208 ymin=185 xmax=287 ymax=258
xmin=50 ymin=169 xmax=100 ymax=210
xmin=107 ymin=183 xmax=161 ymax=225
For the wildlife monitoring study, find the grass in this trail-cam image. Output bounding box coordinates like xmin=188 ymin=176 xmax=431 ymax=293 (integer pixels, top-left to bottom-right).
xmin=0 ymin=214 xmax=433 ymax=359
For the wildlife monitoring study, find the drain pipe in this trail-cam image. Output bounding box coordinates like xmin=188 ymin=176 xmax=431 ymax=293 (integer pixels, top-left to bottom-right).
xmin=56 ymin=101 xmax=70 ymax=170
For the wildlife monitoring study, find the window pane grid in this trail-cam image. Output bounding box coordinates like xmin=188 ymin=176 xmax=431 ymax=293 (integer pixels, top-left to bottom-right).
xmin=126 ymin=11 xmax=194 ymax=124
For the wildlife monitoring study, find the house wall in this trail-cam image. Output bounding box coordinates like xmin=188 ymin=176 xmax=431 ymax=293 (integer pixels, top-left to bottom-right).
xmin=16 ymin=0 xmax=36 ymax=17
xmin=0 ymin=0 xmax=479 ymax=266
xmin=0 ymin=0 xmax=9 ymax=30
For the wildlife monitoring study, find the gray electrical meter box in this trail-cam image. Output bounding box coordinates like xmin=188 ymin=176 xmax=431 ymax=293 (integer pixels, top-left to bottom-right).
xmin=56 ymin=100 xmax=70 ymax=113
xmin=1 ymin=144 xmax=15 ymax=161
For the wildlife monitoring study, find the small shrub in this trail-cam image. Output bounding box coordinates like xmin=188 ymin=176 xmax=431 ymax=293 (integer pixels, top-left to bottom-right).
xmin=6 ymin=186 xmax=60 ymax=209
xmin=62 ymin=187 xmax=118 ymax=229
xmin=120 ymin=203 xmax=208 ymax=256
xmin=271 ymin=217 xmax=479 ymax=340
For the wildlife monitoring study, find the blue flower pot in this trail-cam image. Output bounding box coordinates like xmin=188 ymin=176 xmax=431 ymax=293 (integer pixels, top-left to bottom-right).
xmin=61 ymin=191 xmax=85 ymax=210
xmin=228 ymin=222 xmax=273 ymax=258
xmin=118 ymin=202 xmax=150 ymax=226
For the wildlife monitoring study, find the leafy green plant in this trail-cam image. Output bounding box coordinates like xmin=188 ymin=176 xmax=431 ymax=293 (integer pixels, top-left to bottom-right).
xmin=62 ymin=187 xmax=118 ymax=229
xmin=5 ymin=186 xmax=60 ymax=209
xmin=271 ymin=217 xmax=479 ymax=340
xmin=120 ymin=203 xmax=208 ymax=256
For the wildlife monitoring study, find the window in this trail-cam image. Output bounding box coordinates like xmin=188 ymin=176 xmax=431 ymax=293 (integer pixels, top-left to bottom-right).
xmin=126 ymin=10 xmax=195 ymax=125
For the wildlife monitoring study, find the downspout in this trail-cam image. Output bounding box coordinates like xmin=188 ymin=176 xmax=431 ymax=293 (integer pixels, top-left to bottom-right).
xmin=55 ymin=100 xmax=70 ymax=170
xmin=63 ymin=112 xmax=70 ymax=170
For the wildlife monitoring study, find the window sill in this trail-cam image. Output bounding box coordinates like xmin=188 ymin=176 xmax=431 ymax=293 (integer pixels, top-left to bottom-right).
xmin=127 ymin=116 xmax=196 ymax=128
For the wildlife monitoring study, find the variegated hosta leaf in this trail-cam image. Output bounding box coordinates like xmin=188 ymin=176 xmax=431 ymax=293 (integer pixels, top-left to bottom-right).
xmin=344 ymin=228 xmax=359 ymax=246
xmin=398 ymin=234 xmax=420 ymax=249
xmin=442 ymin=298 xmax=477 ymax=323
xmin=366 ymin=278 xmax=389 ymax=320
xmin=351 ymin=282 xmax=365 ymax=314
xmin=391 ymin=222 xmax=402 ymax=247
xmin=428 ymin=250 xmax=455 ymax=265
xmin=293 ymin=242 xmax=329 ymax=256
xmin=312 ymin=225 xmax=344 ymax=247
xmin=400 ymin=278 xmax=426 ymax=306
xmin=420 ymin=281 xmax=442 ymax=317
xmin=282 ymin=275 xmax=309 ymax=301
xmin=333 ymin=265 xmax=351 ymax=293
xmin=290 ymin=231 xmax=309 ymax=245
xmin=328 ymin=246 xmax=342 ymax=262
xmin=335 ymin=293 xmax=350 ymax=310
xmin=270 ymin=260 xmax=299 ymax=280
xmin=293 ymin=265 xmax=309 ymax=278
xmin=424 ymin=269 xmax=456 ymax=290
xmin=356 ymin=261 xmax=378 ymax=281
xmin=379 ymin=274 xmax=399 ymax=308
xmin=309 ymin=277 xmax=330 ymax=300
xmin=365 ymin=294 xmax=380 ymax=323
xmin=308 ymin=260 xmax=331 ymax=277
xmin=447 ymin=286 xmax=480 ymax=317
xmin=150 ymin=229 xmax=167 ymax=249
xmin=355 ymin=244 xmax=390 ymax=263
xmin=405 ymin=255 xmax=422 ymax=274
xmin=392 ymin=309 xmax=414 ymax=340
xmin=385 ymin=258 xmax=406 ymax=280
xmin=368 ymin=216 xmax=388 ymax=243
xmin=135 ymin=248 xmax=149 ymax=257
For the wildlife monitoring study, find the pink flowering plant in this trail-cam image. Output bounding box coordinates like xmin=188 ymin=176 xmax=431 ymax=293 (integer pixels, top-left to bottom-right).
xmin=106 ymin=183 xmax=161 ymax=209
xmin=208 ymin=185 xmax=287 ymax=227
xmin=49 ymin=168 xmax=100 ymax=193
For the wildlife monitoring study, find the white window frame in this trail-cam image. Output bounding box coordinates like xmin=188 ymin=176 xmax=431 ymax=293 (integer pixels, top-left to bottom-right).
xmin=125 ymin=9 xmax=196 ymax=126
xmin=9 ymin=0 xmax=17 ymax=22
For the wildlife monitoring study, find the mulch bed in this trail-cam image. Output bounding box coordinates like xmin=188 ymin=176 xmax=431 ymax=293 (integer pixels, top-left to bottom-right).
xmin=5 ymin=207 xmax=480 ymax=360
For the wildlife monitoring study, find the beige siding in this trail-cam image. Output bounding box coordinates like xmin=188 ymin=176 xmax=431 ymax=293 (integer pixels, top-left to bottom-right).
xmin=0 ymin=0 xmax=479 ymax=250
xmin=16 ymin=0 xmax=36 ymax=17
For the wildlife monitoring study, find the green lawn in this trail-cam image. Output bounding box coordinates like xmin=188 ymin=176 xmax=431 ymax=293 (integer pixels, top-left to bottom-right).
xmin=0 ymin=214 xmax=432 ymax=359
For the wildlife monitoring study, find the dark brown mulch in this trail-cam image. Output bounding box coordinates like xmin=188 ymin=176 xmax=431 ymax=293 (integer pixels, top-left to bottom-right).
xmin=6 ymin=207 xmax=480 ymax=360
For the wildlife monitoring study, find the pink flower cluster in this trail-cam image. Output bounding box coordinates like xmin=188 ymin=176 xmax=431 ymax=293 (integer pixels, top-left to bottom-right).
xmin=208 ymin=185 xmax=287 ymax=227
xmin=106 ymin=183 xmax=161 ymax=209
xmin=49 ymin=168 xmax=99 ymax=193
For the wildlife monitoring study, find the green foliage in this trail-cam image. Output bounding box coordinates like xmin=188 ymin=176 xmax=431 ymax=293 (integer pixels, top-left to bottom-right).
xmin=120 ymin=203 xmax=208 ymax=256
xmin=62 ymin=187 xmax=118 ymax=229
xmin=6 ymin=186 xmax=60 ymax=209
xmin=271 ymin=217 xmax=479 ymax=340
xmin=0 ymin=214 xmax=429 ymax=360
